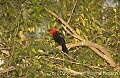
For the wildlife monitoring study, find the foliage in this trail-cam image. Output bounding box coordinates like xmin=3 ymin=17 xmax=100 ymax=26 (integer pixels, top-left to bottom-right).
xmin=0 ymin=0 xmax=119 ymax=77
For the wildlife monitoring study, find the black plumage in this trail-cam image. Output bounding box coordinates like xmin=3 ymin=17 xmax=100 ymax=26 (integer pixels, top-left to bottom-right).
xmin=53 ymin=31 xmax=68 ymax=53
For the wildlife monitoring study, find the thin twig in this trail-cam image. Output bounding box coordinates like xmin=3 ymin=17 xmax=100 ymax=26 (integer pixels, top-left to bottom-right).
xmin=48 ymin=64 xmax=83 ymax=75
xmin=0 ymin=64 xmax=22 ymax=73
xmin=62 ymin=25 xmax=73 ymax=35
xmin=67 ymin=0 xmax=78 ymax=24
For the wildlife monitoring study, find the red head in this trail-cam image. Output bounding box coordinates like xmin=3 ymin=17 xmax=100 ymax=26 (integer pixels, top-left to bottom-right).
xmin=49 ymin=28 xmax=57 ymax=35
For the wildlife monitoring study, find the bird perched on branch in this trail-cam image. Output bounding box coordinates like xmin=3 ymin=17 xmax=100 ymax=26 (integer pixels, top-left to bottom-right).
xmin=48 ymin=28 xmax=68 ymax=53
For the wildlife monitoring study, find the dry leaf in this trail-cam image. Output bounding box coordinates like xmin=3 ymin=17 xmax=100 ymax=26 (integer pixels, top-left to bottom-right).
xmin=68 ymin=0 xmax=70 ymax=4
xmin=1 ymin=50 xmax=10 ymax=56
xmin=76 ymin=28 xmax=81 ymax=35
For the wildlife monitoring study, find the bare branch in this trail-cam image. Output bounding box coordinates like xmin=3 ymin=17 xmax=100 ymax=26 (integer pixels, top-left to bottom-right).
xmin=0 ymin=66 xmax=16 ymax=73
xmin=62 ymin=25 xmax=73 ymax=35
xmin=0 ymin=64 xmax=22 ymax=74
xmin=0 ymin=48 xmax=10 ymax=56
xmin=67 ymin=0 xmax=78 ymax=24
xmin=44 ymin=8 xmax=84 ymax=41
xmin=56 ymin=41 xmax=116 ymax=67
xmin=45 ymin=7 xmax=118 ymax=68
xmin=62 ymin=67 xmax=83 ymax=75
xmin=48 ymin=64 xmax=83 ymax=75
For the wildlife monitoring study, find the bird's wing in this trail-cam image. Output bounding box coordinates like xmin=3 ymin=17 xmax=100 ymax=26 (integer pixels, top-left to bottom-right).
xmin=58 ymin=32 xmax=66 ymax=44
xmin=59 ymin=33 xmax=64 ymax=38
xmin=53 ymin=32 xmax=66 ymax=44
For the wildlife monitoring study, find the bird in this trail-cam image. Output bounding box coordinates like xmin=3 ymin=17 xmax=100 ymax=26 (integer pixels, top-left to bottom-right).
xmin=48 ymin=28 xmax=68 ymax=53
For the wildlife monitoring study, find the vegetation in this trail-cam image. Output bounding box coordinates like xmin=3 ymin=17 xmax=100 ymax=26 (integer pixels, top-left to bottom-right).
xmin=0 ymin=0 xmax=119 ymax=77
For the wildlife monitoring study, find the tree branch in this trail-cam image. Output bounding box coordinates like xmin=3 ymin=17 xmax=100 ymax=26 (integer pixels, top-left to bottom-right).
xmin=0 ymin=64 xmax=22 ymax=74
xmin=67 ymin=0 xmax=78 ymax=24
xmin=45 ymin=7 xmax=118 ymax=68
xmin=56 ymin=41 xmax=116 ymax=67
xmin=0 ymin=48 xmax=10 ymax=56
xmin=44 ymin=8 xmax=84 ymax=41
xmin=48 ymin=64 xmax=83 ymax=75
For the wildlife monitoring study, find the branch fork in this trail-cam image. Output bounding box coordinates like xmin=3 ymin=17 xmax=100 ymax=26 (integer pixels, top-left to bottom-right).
xmin=45 ymin=6 xmax=118 ymax=68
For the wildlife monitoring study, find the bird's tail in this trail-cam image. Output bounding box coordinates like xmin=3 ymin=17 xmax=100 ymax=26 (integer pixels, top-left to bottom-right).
xmin=62 ymin=44 xmax=68 ymax=53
